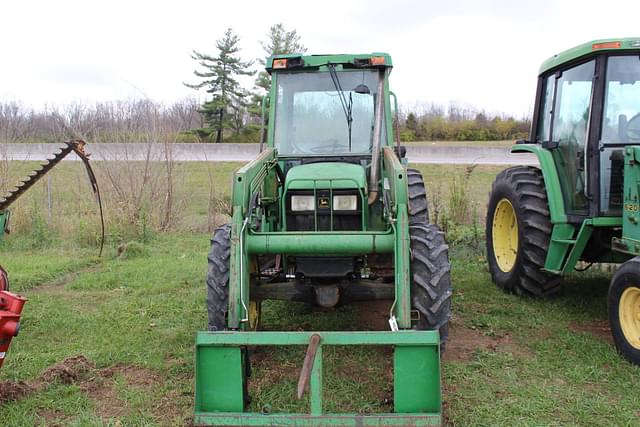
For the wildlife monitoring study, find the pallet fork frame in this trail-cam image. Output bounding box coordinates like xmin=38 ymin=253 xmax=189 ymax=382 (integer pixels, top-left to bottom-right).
xmin=194 ymin=330 xmax=441 ymax=426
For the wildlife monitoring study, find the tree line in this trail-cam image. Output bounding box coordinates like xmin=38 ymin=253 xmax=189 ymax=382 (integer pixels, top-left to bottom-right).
xmin=0 ymin=23 xmax=530 ymax=144
xmin=400 ymin=102 xmax=530 ymax=142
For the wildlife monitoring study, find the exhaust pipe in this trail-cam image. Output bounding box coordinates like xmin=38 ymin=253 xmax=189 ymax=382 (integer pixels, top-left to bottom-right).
xmin=368 ymin=70 xmax=386 ymax=205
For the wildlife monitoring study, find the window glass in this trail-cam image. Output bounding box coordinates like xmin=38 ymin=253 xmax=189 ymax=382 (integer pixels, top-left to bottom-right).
xmin=551 ymin=60 xmax=595 ymax=214
xmin=536 ymin=75 xmax=554 ymax=142
xmin=601 ymin=56 xmax=640 ymax=143
xmin=600 ymin=55 xmax=640 ymax=215
xmin=274 ymin=70 xmax=384 ymax=155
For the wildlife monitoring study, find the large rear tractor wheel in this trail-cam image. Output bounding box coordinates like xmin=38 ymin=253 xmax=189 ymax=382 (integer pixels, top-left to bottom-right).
xmin=410 ymin=223 xmax=452 ymax=347
xmin=608 ymin=258 xmax=640 ymax=365
xmin=486 ymin=166 xmax=560 ymax=297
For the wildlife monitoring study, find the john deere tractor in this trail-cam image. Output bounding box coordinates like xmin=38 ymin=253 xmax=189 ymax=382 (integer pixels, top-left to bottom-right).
xmin=194 ymin=53 xmax=452 ymax=425
xmin=486 ymin=38 xmax=640 ymax=365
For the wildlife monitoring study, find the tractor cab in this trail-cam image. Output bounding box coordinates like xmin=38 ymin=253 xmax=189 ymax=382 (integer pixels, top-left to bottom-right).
xmin=265 ymin=54 xmax=394 ymax=234
xmin=530 ymin=40 xmax=640 ymax=219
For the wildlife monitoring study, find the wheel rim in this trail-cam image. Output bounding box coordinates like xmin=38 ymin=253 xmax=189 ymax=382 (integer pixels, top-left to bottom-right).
xmin=619 ymin=286 xmax=640 ymax=349
xmin=492 ymin=198 xmax=519 ymax=272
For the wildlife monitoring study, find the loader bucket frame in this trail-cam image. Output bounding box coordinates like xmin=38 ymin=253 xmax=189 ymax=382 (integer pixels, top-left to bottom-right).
xmin=195 ymin=330 xmax=441 ymax=426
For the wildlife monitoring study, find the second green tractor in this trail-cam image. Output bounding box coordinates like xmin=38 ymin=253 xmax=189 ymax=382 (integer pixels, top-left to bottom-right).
xmin=486 ymin=38 xmax=640 ymax=365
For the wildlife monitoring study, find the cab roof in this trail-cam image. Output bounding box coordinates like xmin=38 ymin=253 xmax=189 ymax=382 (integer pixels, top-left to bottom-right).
xmin=539 ymin=37 xmax=640 ymax=75
xmin=265 ymin=53 xmax=392 ymax=74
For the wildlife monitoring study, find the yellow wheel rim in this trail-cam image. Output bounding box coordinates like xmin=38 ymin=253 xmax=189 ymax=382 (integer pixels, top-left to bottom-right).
xmin=619 ymin=286 xmax=640 ymax=349
xmin=248 ymin=300 xmax=261 ymax=331
xmin=492 ymin=198 xmax=519 ymax=272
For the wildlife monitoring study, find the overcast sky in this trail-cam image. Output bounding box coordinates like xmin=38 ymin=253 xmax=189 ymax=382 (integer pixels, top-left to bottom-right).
xmin=1 ymin=0 xmax=639 ymax=117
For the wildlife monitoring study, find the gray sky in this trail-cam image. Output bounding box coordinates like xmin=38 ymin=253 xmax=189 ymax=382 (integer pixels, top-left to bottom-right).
xmin=1 ymin=0 xmax=639 ymax=116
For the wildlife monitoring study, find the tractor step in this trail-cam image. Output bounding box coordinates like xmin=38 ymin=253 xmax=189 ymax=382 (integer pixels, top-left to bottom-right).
xmin=194 ymin=330 xmax=441 ymax=426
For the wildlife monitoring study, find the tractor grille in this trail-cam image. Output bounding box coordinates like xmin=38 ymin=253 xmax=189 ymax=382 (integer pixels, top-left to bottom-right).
xmin=286 ymin=190 xmax=362 ymax=232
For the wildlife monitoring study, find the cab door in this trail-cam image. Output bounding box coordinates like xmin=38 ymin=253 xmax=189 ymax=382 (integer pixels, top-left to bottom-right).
xmin=539 ymin=60 xmax=596 ymax=216
xmin=598 ymin=55 xmax=640 ymax=216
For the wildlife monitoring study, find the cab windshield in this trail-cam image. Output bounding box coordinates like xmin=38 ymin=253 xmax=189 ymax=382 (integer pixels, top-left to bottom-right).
xmin=273 ymin=69 xmax=384 ymax=155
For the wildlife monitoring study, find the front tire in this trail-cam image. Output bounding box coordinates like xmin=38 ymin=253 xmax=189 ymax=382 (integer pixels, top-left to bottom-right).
xmin=609 ymin=258 xmax=640 ymax=365
xmin=207 ymin=224 xmax=231 ymax=331
xmin=486 ymin=166 xmax=560 ymax=296
xmin=407 ymin=168 xmax=430 ymax=224
xmin=410 ymin=223 xmax=452 ymax=346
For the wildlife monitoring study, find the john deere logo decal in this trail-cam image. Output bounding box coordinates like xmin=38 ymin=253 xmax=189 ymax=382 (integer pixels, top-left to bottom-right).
xmin=318 ymin=197 xmax=330 ymax=209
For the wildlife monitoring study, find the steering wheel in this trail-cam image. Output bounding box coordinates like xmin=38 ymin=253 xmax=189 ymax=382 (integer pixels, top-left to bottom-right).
xmin=625 ymin=113 xmax=640 ymax=141
xmin=308 ymin=139 xmax=349 ymax=154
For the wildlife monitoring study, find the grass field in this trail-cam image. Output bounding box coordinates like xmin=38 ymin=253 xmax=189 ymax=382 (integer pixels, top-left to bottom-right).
xmin=1 ymin=160 xmax=639 ymax=426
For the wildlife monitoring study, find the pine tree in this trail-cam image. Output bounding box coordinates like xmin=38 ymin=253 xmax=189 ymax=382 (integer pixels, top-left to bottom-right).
xmin=255 ymin=23 xmax=307 ymax=94
xmin=249 ymin=23 xmax=306 ymax=138
xmin=185 ymin=28 xmax=254 ymax=142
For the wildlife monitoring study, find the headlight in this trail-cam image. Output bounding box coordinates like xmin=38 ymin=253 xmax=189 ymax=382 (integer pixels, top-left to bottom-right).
xmin=291 ymin=195 xmax=315 ymax=211
xmin=333 ymin=195 xmax=357 ymax=211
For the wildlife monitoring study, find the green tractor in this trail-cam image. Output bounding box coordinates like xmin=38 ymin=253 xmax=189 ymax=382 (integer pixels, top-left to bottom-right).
xmin=195 ymin=53 xmax=452 ymax=425
xmin=486 ymin=38 xmax=640 ymax=365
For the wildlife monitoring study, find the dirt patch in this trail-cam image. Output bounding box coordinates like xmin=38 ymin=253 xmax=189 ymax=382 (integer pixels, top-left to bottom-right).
xmin=0 ymin=380 xmax=33 ymax=402
xmin=29 ymin=264 xmax=101 ymax=294
xmin=81 ymin=375 xmax=128 ymax=419
xmin=353 ymin=300 xmax=392 ymax=330
xmin=0 ymin=356 xmax=93 ymax=403
xmin=38 ymin=409 xmax=70 ymax=426
xmin=569 ymin=320 xmax=613 ymax=344
xmin=1 ymin=355 xmax=179 ymax=424
xmin=41 ymin=355 xmax=95 ymax=384
xmin=444 ymin=319 xmax=532 ymax=363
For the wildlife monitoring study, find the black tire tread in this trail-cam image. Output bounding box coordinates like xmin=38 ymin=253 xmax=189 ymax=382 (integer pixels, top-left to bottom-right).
xmin=410 ymin=223 xmax=452 ymax=345
xmin=206 ymin=223 xmax=231 ymax=331
xmin=486 ymin=166 xmax=560 ymax=296
xmin=407 ymin=168 xmax=430 ymax=224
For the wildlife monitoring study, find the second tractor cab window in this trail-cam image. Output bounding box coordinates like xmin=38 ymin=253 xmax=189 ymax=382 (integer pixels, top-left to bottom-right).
xmin=600 ymin=55 xmax=640 ymax=215
xmin=273 ymin=69 xmax=385 ymax=156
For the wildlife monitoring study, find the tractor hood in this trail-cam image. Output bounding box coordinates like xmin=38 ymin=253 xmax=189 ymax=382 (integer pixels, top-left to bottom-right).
xmin=285 ymin=162 xmax=367 ymax=190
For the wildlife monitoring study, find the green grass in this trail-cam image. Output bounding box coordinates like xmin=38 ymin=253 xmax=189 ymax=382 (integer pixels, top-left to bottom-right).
xmin=2 ymin=236 xmax=639 ymax=425
xmin=2 ymin=160 xmax=638 ymax=425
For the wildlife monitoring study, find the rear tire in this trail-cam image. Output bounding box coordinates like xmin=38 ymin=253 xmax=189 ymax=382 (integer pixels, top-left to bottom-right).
xmin=486 ymin=166 xmax=561 ymax=296
xmin=608 ymin=258 xmax=640 ymax=365
xmin=207 ymin=223 xmax=231 ymax=331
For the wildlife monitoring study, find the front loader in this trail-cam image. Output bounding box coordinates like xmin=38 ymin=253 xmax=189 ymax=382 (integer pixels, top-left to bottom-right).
xmin=195 ymin=53 xmax=452 ymax=425
xmin=486 ymin=38 xmax=640 ymax=365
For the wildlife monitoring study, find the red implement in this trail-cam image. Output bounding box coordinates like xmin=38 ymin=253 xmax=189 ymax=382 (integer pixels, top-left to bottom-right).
xmin=0 ymin=266 xmax=26 ymax=370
